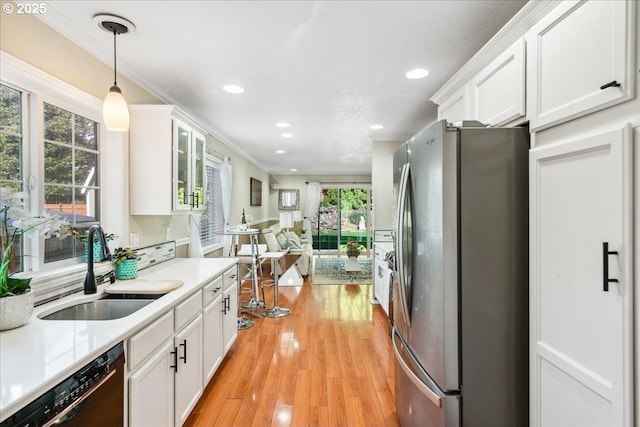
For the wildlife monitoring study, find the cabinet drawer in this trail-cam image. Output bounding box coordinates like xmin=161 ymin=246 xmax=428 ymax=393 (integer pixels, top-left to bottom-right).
xmin=128 ymin=310 xmax=174 ymax=371
xmin=223 ymin=267 xmax=237 ymax=289
xmin=202 ymin=275 xmax=223 ymax=307
xmin=175 ymin=291 xmax=202 ymax=331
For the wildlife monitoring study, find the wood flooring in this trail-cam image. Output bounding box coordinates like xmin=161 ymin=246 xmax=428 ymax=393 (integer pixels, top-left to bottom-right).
xmin=184 ymin=267 xmax=400 ymax=427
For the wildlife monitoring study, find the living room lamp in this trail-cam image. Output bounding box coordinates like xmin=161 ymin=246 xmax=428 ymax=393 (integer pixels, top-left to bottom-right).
xmin=95 ymin=14 xmax=135 ymax=132
xmin=279 ymin=212 xmax=293 ymax=232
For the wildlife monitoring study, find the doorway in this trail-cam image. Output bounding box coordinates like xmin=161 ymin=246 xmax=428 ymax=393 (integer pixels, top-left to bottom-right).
xmin=311 ymin=187 xmax=371 ymax=256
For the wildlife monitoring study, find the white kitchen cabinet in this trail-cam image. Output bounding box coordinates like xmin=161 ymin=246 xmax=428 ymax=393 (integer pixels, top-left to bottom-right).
xmin=129 ymin=105 xmax=206 ymax=214
xmin=529 ymin=125 xmax=633 ymax=426
xmin=437 ymin=84 xmax=469 ymax=124
xmin=470 ymin=37 xmax=525 ymax=126
xmin=202 ymin=276 xmax=224 ymax=383
xmin=129 ymin=340 xmax=175 ymax=427
xmin=174 ymin=314 xmax=203 ymax=427
xmin=526 ymin=0 xmax=636 ymax=131
xmin=222 ymin=267 xmax=238 ymax=353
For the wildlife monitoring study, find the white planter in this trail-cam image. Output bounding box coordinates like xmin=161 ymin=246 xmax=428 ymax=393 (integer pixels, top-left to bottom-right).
xmin=0 ymin=289 xmax=35 ymax=331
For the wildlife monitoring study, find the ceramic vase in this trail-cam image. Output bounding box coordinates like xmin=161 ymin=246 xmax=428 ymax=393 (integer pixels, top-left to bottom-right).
xmin=0 ymin=289 xmax=35 ymax=331
xmin=116 ymin=259 xmax=138 ymax=280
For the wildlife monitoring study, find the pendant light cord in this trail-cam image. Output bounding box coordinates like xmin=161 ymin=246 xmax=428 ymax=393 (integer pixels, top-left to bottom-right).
xmin=113 ymin=29 xmax=118 ymax=86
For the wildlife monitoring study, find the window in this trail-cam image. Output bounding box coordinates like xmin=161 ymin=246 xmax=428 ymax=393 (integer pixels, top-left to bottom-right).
xmin=1 ymin=59 xmax=105 ymax=272
xmin=43 ymin=103 xmax=100 ymax=263
xmin=0 ymin=84 xmax=25 ymax=274
xmin=200 ymin=159 xmax=223 ymax=248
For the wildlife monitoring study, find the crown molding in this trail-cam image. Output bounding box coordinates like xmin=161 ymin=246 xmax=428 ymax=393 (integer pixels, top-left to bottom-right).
xmin=430 ymin=1 xmax=560 ymax=105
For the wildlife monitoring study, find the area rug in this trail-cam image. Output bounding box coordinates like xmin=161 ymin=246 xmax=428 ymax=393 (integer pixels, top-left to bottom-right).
xmin=312 ymin=257 xmax=372 ymax=285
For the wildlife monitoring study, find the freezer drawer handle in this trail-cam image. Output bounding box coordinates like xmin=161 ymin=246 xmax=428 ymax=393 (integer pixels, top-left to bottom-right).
xmin=602 ymin=242 xmax=619 ymax=292
xmin=392 ymin=330 xmax=442 ymax=408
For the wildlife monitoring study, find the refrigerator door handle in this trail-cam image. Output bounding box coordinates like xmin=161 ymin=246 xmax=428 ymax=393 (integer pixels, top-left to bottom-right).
xmin=393 ymin=328 xmax=442 ymax=408
xmin=395 ymin=162 xmax=412 ymax=327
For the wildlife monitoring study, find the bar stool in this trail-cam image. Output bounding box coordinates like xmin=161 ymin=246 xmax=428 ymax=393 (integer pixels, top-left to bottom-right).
xmin=260 ymin=248 xmax=291 ymax=318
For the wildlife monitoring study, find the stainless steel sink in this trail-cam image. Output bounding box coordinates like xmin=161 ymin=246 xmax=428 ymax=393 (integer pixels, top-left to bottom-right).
xmin=41 ymin=299 xmax=154 ymax=321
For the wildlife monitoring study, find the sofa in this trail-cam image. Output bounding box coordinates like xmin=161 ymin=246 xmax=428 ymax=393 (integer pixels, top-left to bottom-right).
xmin=262 ymin=224 xmax=313 ymax=276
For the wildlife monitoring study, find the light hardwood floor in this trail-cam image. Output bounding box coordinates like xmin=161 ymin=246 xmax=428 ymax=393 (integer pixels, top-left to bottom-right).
xmin=184 ymin=268 xmax=400 ymax=427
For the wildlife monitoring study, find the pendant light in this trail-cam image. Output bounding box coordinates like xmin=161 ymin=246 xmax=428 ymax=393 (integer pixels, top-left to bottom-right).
xmin=95 ymin=14 xmax=135 ymax=132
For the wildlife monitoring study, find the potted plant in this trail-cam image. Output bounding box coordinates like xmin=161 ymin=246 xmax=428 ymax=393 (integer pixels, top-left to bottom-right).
xmin=1 ymin=187 xmax=70 ymax=330
xmin=71 ymin=226 xmax=117 ymax=261
xmin=345 ymin=238 xmax=361 ymax=258
xmin=113 ymin=247 xmax=139 ymax=280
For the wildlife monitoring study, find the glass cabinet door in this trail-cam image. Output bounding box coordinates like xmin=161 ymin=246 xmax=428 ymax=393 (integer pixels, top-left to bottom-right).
xmin=175 ymin=122 xmax=190 ymax=210
xmin=192 ymin=132 xmax=205 ymax=210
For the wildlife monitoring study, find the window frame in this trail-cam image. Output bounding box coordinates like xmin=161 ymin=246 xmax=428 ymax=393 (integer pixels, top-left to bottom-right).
xmin=1 ymin=52 xmax=120 ymax=274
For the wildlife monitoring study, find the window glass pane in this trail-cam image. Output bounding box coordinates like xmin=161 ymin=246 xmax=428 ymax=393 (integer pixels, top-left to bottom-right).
xmin=44 ymin=103 xmax=72 ymax=143
xmin=75 ymin=187 xmax=99 ymax=223
xmin=0 ymin=135 xmax=22 ymax=183
xmin=75 ymin=150 xmax=98 ymax=187
xmin=75 ymin=114 xmax=98 ymax=151
xmin=44 ymin=185 xmax=73 ymax=219
xmin=0 ymin=84 xmax=21 ymax=134
xmin=44 ymin=142 xmax=73 ymax=184
xmin=44 ymin=230 xmax=82 ymax=263
xmin=0 ymin=84 xmax=22 ymax=187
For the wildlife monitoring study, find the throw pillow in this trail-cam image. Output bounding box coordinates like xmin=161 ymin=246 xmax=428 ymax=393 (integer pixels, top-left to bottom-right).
xmin=276 ymin=236 xmax=288 ymax=249
xmin=284 ymin=231 xmax=301 ymax=246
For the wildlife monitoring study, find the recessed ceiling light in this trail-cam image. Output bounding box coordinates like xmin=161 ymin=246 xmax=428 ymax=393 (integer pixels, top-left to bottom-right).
xmin=406 ymin=68 xmax=429 ymax=79
xmin=223 ymin=84 xmax=244 ymax=94
xmin=281 ymin=133 xmax=293 ymax=138
xmin=290 ymin=168 xmax=298 ymax=172
xmin=276 ymin=122 xmax=290 ymax=128
xmin=276 ymin=150 xmax=286 ymax=154
xmin=370 ymin=124 xmax=384 ymax=130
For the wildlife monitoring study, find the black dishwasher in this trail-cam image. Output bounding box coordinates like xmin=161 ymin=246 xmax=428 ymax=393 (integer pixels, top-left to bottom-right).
xmin=1 ymin=342 xmax=125 ymax=427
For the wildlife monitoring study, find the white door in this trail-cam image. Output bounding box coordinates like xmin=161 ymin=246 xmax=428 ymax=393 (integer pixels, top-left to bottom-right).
xmin=530 ymin=125 xmax=633 ymax=426
xmin=128 ymin=340 xmax=175 ymax=427
xmin=526 ymin=0 xmax=635 ymax=131
xmin=203 ymin=297 xmax=224 ymax=383
xmin=223 ymin=281 xmax=238 ymax=353
xmin=174 ymin=315 xmax=203 ymax=427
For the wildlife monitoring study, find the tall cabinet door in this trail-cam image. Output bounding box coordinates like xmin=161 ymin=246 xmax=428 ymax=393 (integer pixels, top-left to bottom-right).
xmin=530 ymin=125 xmax=633 ymax=426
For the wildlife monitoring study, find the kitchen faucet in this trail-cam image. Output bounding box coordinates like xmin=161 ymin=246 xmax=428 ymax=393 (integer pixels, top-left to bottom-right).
xmin=84 ymin=224 xmax=114 ymax=294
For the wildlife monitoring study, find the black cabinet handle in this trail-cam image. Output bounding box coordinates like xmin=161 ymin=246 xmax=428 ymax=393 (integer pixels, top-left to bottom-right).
xmin=600 ymin=80 xmax=621 ymax=90
xmin=170 ymin=347 xmax=178 ymax=373
xmin=179 ymin=339 xmax=187 ymax=363
xmin=226 ymin=295 xmax=231 ymax=312
xmin=602 ymin=242 xmax=619 ymax=292
xmin=221 ymin=296 xmax=227 ymax=315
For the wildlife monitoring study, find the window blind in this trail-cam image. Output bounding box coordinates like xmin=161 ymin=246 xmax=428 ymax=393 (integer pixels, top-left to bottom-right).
xmin=200 ymin=163 xmax=223 ymax=247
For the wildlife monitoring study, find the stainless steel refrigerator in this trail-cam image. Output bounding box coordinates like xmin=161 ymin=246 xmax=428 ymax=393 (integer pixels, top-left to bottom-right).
xmin=392 ymin=120 xmax=529 ymax=427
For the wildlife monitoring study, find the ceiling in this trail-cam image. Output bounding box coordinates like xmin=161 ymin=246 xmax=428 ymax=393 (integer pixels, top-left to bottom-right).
xmin=38 ymin=1 xmax=527 ymax=175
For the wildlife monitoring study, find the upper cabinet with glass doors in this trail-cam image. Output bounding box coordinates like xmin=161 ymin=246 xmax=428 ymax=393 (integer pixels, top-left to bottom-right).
xmin=129 ymin=105 xmax=206 ymax=215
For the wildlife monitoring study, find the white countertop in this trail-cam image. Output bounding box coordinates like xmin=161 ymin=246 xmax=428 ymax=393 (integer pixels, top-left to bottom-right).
xmin=0 ymin=257 xmax=237 ymax=421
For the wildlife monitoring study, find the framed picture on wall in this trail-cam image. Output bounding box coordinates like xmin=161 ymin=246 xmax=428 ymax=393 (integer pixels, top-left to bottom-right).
xmin=250 ymin=177 xmax=262 ymax=206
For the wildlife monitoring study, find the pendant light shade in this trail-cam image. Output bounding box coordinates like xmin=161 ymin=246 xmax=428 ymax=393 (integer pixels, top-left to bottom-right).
xmin=95 ymin=14 xmax=135 ymax=132
xmin=103 ymin=85 xmax=129 ymax=131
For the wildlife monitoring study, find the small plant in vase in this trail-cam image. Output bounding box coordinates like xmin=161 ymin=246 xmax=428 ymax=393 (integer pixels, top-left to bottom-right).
xmin=113 ymin=247 xmax=138 ymax=280
xmin=71 ymin=227 xmax=117 ymax=261
xmin=345 ymin=238 xmax=361 ymax=258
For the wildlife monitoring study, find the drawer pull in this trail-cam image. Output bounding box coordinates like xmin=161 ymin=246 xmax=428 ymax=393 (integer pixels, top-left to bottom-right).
xmin=600 ymin=80 xmax=620 ymax=90
xmin=602 ymin=242 xmax=619 ymax=292
xmin=170 ymin=347 xmax=178 ymax=373
xmin=179 ymin=339 xmax=187 ymax=364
